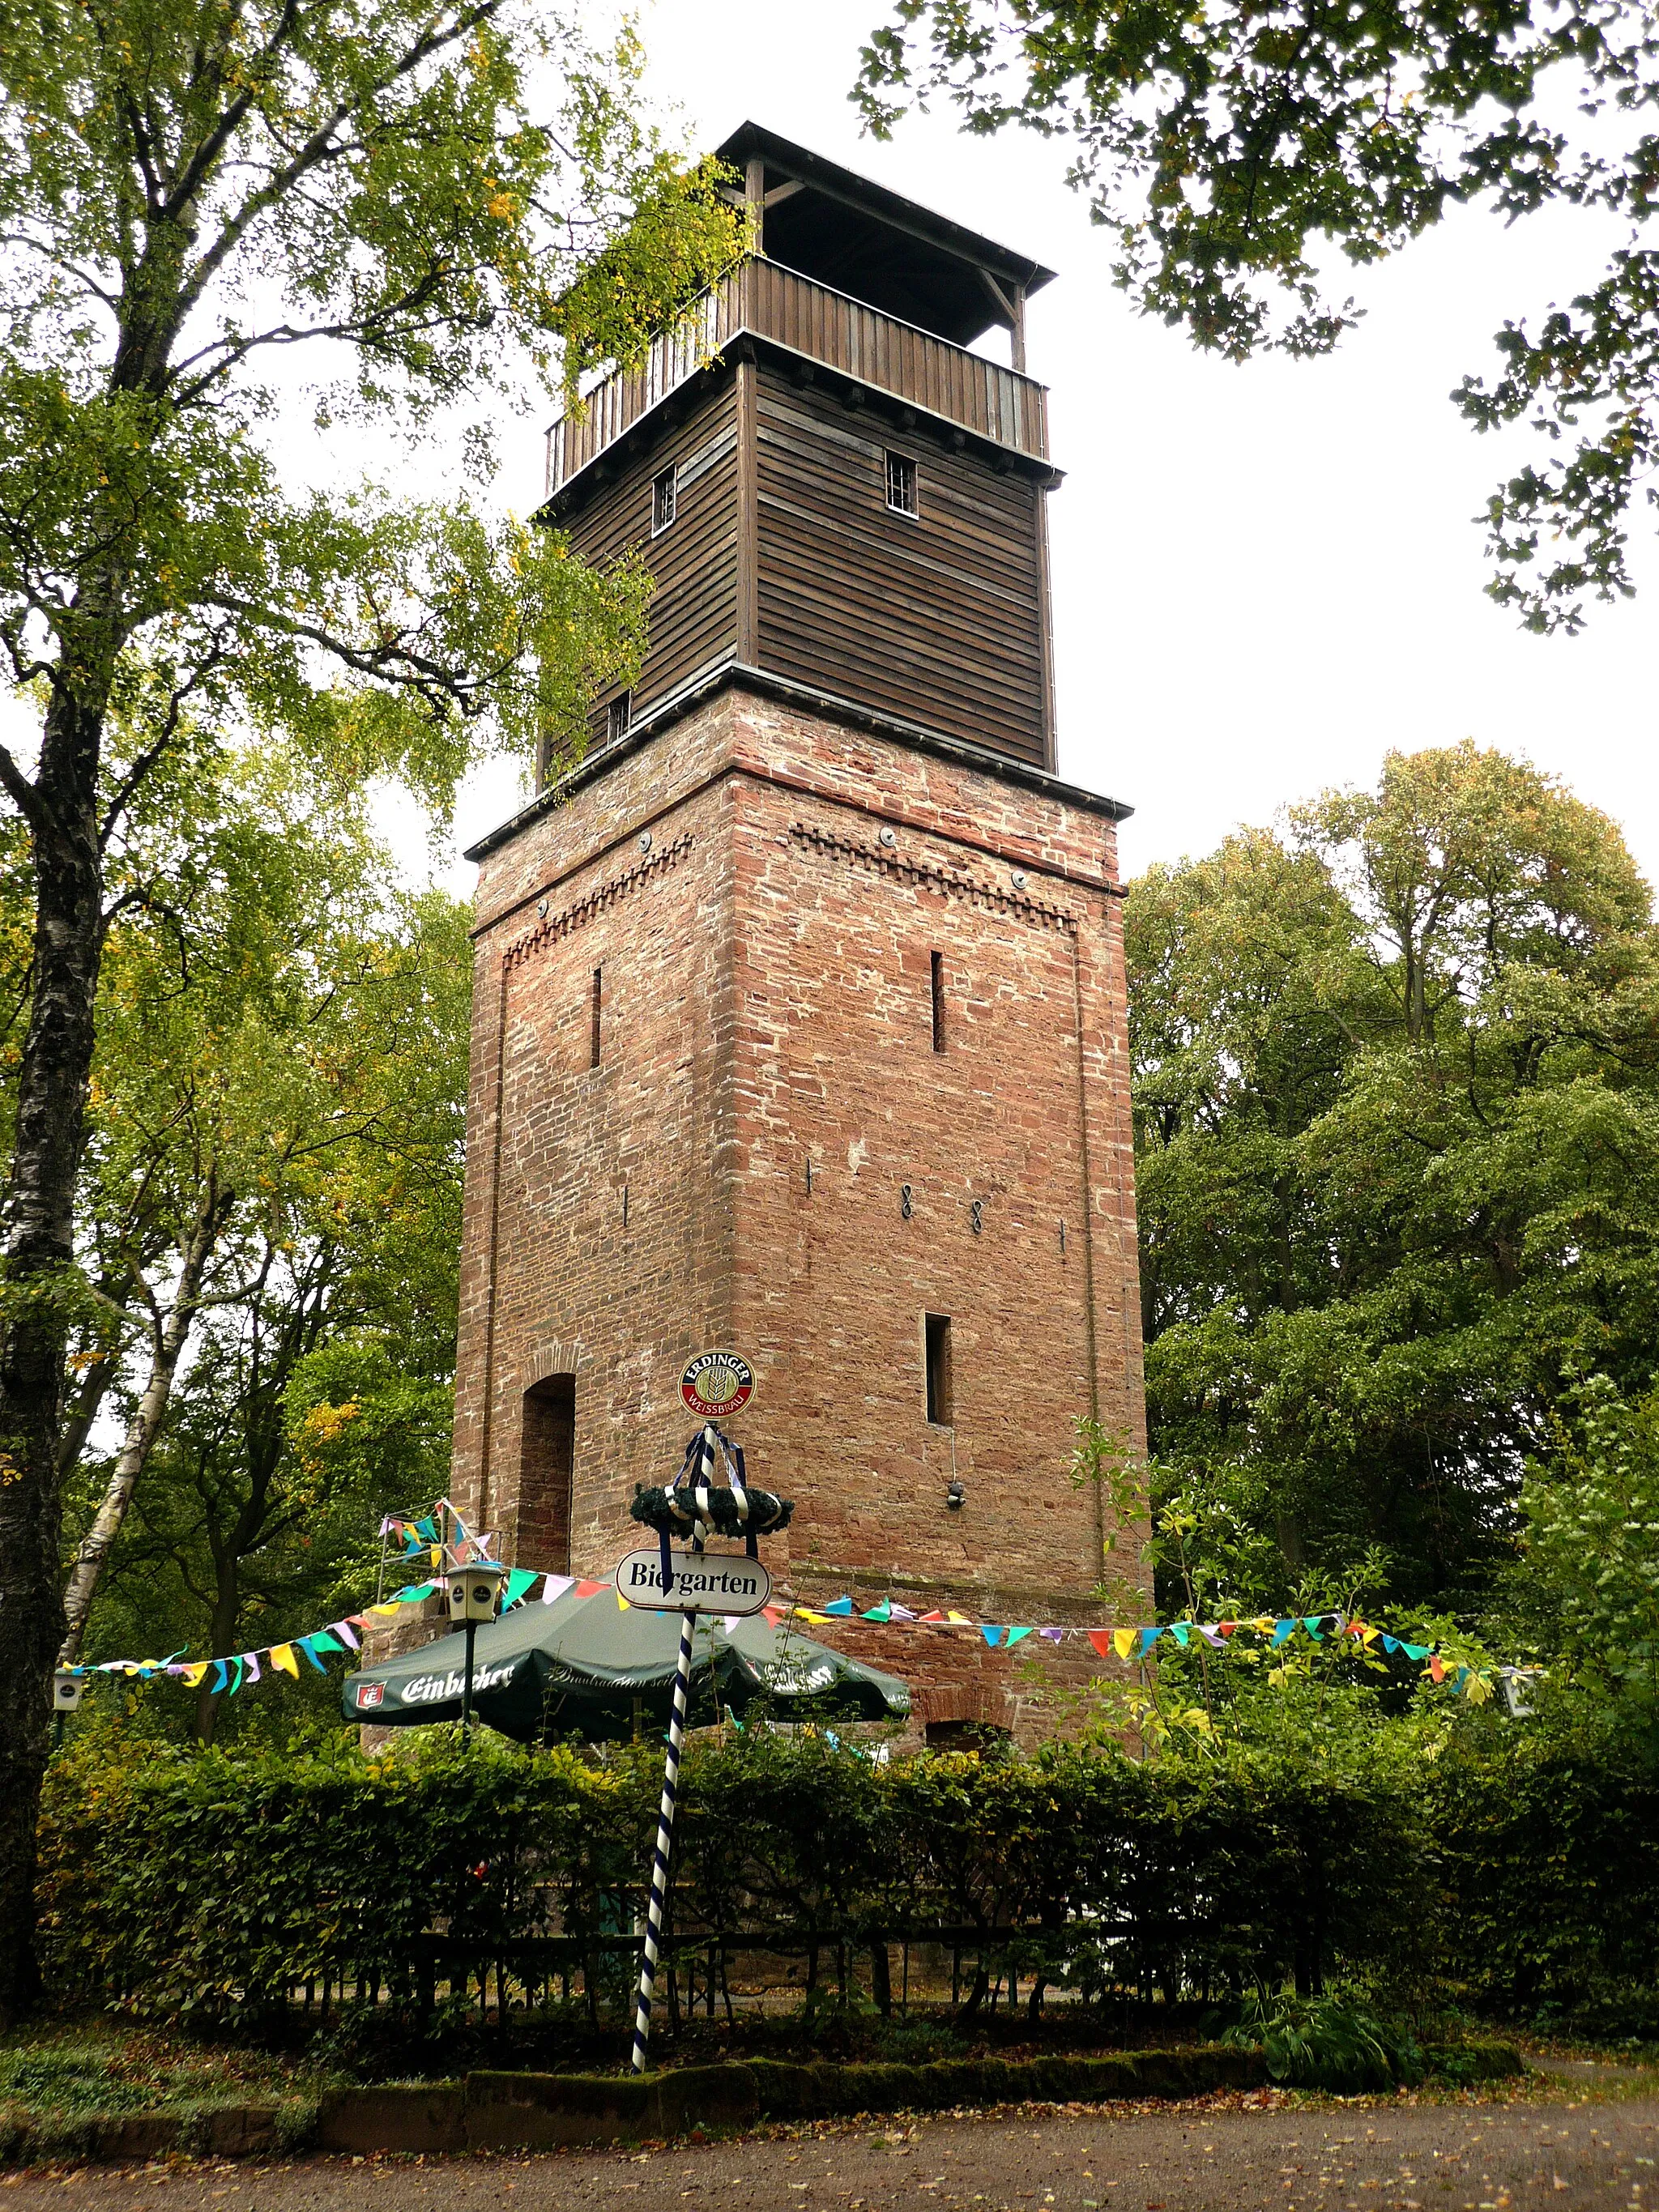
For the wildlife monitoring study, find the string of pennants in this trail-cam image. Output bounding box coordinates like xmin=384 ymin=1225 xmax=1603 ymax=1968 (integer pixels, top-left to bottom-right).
xmin=63 ymin=1560 xmax=1500 ymax=1700
xmin=783 ymin=1596 xmax=1493 ymax=1695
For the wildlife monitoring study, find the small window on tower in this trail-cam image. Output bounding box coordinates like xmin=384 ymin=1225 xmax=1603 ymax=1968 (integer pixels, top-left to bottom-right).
xmin=590 ymin=965 xmax=603 ymax=1068
xmin=930 ymin=950 xmax=945 ymax=1053
xmin=885 ymin=451 xmax=918 ymax=518
xmin=924 ymin=1312 xmax=953 ymax=1427
xmin=651 ymin=466 xmax=678 ymax=535
xmin=606 ymin=692 xmax=631 ymax=744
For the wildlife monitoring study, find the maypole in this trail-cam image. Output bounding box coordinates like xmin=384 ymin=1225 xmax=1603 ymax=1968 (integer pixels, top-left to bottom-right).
xmin=623 ymin=1353 xmax=790 ymax=2075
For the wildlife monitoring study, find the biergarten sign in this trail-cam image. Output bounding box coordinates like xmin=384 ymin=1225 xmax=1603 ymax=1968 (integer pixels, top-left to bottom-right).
xmin=613 ymin=1547 xmax=772 ymax=1614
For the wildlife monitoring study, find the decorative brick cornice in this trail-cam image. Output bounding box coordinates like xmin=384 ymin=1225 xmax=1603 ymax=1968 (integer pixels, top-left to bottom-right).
xmin=788 ymin=820 xmax=1077 ymax=930
xmin=502 ymin=833 xmax=693 ymax=970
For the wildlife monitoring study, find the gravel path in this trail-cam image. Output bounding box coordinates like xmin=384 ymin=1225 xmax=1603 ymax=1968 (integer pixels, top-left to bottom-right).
xmin=4 ymin=2091 xmax=1656 ymax=2211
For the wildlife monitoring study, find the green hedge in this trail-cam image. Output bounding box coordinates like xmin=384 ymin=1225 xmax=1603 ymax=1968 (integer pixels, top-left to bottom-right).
xmin=36 ymin=1724 xmax=1659 ymax=2032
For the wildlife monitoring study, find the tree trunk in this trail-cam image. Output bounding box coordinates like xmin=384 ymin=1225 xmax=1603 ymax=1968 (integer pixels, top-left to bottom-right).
xmin=58 ymin=1176 xmax=225 ymax=1664
xmin=0 ymin=658 xmax=117 ymax=2019
xmin=194 ymin=1549 xmax=242 ymax=1747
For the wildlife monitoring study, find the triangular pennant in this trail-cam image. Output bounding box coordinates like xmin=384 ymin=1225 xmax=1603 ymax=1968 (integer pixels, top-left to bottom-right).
xmin=331 ymin=1619 xmax=361 ymax=1652
xmin=182 ymin=1661 xmax=210 ymax=1689
xmin=1428 ymin=1654 xmax=1446 ymax=1682
xmin=226 ymin=1656 xmax=245 ymax=1696
xmin=1086 ymin=1629 xmax=1114 ymax=1657
xmin=823 ymin=1596 xmax=855 ymax=1617
xmin=541 ymin=1575 xmax=574 ymax=1606
xmin=309 ymin=1630 xmax=347 ymax=1657
xmin=1006 ymin=1626 xmax=1034 ymax=1647
xmin=616 ymin=1587 xmax=630 ymax=1609
xmin=887 ymin=1604 xmax=917 ymax=1622
xmin=294 ymin=1637 xmax=327 ymax=1673
xmin=862 ymin=1600 xmax=892 ymax=1622
xmin=269 ymin=1645 xmax=299 ymax=1678
xmin=1402 ymin=1641 xmax=1430 ymax=1661
xmin=504 ymin=1569 xmax=538 ymax=1609
xmin=919 ymin=1609 xmax=946 ymax=1624
xmin=1381 ymin=1633 xmax=1400 ymax=1652
xmin=243 ymin=1652 xmax=262 ymax=1684
xmin=761 ymin=1605 xmax=783 ymax=1626
xmin=1040 ymin=1626 xmax=1064 ymax=1643
xmin=1271 ymin=1619 xmax=1296 ymax=1647
xmin=574 ymin=1579 xmax=607 ymax=1599
xmin=946 ymin=1611 xmax=972 ymax=1626
xmin=1196 ymin=1626 xmax=1225 ymax=1650
xmin=1218 ymin=1621 xmax=1237 ymax=1639
xmin=1302 ymin=1615 xmax=1326 ymax=1640
xmin=1168 ymin=1622 xmax=1191 ymax=1647
xmin=1136 ymin=1627 xmax=1162 ymax=1659
xmin=982 ymin=1626 xmax=1004 ymax=1648
xmin=1113 ymin=1627 xmax=1136 ymax=1661
xmin=210 ymin=1660 xmax=230 ymax=1694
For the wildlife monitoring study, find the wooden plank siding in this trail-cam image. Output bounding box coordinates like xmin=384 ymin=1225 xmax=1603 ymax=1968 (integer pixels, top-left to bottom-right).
xmin=562 ymin=381 xmax=740 ymax=749
xmin=547 ymin=258 xmax=1048 ymax=493
xmin=753 ymin=369 xmax=1050 ymax=765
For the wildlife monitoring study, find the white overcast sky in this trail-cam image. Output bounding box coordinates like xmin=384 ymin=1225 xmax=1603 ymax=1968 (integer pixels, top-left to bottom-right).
xmin=453 ymin=0 xmax=1653 ymax=896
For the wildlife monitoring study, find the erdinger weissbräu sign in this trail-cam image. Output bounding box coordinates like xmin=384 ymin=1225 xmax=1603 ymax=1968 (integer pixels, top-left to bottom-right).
xmin=614 ymin=1547 xmax=772 ymax=1615
xmin=679 ymin=1349 xmax=754 ymax=1421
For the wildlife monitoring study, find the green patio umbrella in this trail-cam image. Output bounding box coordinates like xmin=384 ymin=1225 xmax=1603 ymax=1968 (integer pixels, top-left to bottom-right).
xmin=340 ymin=1578 xmax=911 ymax=1741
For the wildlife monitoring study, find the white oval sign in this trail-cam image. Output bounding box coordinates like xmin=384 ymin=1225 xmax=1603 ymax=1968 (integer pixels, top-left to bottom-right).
xmin=613 ymin=1549 xmax=773 ymax=1616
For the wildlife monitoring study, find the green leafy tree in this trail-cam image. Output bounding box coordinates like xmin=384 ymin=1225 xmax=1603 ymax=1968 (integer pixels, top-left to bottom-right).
xmin=58 ymin=766 xmax=466 ymax=1739
xmin=1517 ymin=1372 xmax=1659 ymax=1708
xmin=857 ymin=0 xmax=1659 ymax=629
xmin=0 ymin=0 xmax=741 ymax=2009
xmin=56 ymin=745 xmax=467 ymax=1711
xmin=1128 ymin=744 xmax=1659 ymax=1608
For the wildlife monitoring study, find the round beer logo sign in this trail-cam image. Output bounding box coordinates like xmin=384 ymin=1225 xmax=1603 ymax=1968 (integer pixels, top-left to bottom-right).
xmin=680 ymin=1348 xmax=755 ymax=1420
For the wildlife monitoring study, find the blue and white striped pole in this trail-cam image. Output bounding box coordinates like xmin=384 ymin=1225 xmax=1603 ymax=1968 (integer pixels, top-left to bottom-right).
xmin=629 ymin=1426 xmax=715 ymax=2074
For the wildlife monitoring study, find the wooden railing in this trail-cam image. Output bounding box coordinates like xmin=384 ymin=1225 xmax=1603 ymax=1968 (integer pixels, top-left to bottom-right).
xmin=545 ymin=258 xmax=1049 ymax=496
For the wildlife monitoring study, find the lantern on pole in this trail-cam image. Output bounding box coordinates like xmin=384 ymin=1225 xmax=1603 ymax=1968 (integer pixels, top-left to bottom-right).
xmin=446 ymin=1558 xmax=506 ymax=1741
xmin=52 ymin=1669 xmax=84 ymax=1750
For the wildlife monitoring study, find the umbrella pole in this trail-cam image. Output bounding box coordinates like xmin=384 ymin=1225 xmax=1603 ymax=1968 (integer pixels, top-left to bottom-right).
xmin=629 ymin=1599 xmax=696 ymax=2074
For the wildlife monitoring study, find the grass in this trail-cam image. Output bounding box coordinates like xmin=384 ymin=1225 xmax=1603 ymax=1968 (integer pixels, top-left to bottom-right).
xmin=0 ymin=2018 xmax=331 ymax=2159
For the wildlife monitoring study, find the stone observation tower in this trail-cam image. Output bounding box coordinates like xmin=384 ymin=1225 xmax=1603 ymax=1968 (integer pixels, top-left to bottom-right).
xmin=450 ymin=124 xmax=1148 ymax=1742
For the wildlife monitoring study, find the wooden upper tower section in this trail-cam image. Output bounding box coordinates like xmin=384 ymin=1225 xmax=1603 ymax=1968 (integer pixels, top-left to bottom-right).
xmin=539 ymin=123 xmax=1062 ymax=774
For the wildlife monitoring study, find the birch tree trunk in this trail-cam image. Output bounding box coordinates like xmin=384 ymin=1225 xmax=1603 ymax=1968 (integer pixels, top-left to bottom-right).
xmin=57 ymin=1177 xmax=225 ymax=1666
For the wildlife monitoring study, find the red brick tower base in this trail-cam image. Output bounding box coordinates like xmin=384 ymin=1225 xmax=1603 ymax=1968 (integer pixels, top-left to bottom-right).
xmin=448 ymin=682 xmax=1149 ymax=1744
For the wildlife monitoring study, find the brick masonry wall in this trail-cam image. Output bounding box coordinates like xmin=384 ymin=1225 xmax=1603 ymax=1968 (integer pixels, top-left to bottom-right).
xmin=448 ymin=684 xmax=1149 ymax=1739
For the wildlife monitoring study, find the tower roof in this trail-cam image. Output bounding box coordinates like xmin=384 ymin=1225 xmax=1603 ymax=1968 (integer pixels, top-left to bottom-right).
xmin=716 ymin=121 xmax=1055 ymax=349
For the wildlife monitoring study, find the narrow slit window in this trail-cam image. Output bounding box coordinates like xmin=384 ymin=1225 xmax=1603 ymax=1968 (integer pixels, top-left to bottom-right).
xmin=606 ymin=691 xmax=631 ymax=744
xmin=651 ymin=465 xmax=677 ymax=535
xmin=590 ymin=965 xmax=603 ymax=1068
xmin=924 ymin=1313 xmax=953 ymax=1426
xmin=930 ymin=950 xmax=945 ymax=1053
xmin=885 ymin=450 xmax=918 ymax=517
